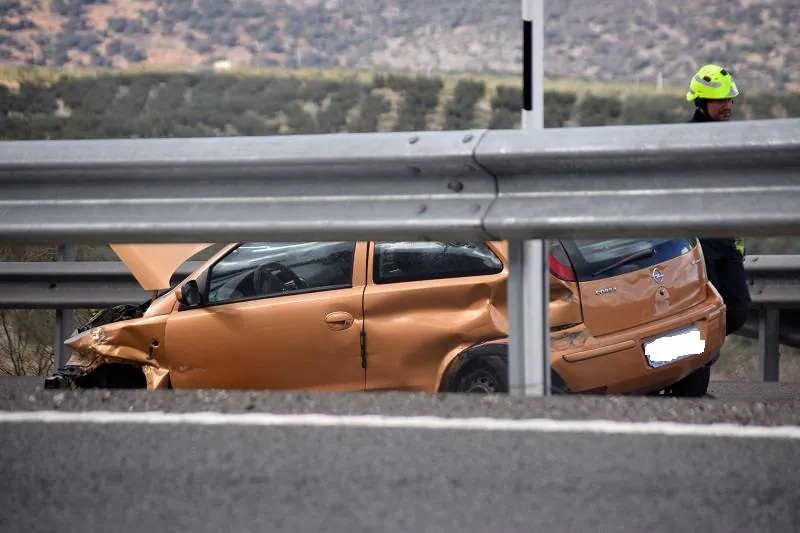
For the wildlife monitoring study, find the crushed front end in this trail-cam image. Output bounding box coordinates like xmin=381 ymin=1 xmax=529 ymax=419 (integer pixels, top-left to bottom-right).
xmin=44 ymin=297 xmax=174 ymax=391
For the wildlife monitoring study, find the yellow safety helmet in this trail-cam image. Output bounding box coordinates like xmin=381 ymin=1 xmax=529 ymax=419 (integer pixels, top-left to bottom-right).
xmin=686 ymin=64 xmax=739 ymax=102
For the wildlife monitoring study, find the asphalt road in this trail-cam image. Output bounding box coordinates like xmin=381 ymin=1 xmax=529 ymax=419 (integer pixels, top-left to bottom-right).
xmin=5 ymin=375 xmax=800 ymax=401
xmin=0 ymin=379 xmax=799 ymax=533
xmin=1 ymin=412 xmax=798 ymax=533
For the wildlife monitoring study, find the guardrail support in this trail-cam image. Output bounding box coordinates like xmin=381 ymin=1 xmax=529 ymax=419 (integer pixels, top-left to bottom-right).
xmin=53 ymin=245 xmax=76 ymax=371
xmin=508 ymin=241 xmax=551 ymax=396
xmin=758 ymin=308 xmax=781 ymax=382
xmin=510 ymin=0 xmax=550 ymax=397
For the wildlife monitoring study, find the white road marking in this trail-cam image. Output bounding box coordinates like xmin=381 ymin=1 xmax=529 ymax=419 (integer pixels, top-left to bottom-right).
xmin=0 ymin=410 xmax=799 ymax=440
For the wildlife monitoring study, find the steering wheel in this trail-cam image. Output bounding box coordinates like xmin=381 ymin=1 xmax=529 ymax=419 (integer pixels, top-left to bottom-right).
xmin=252 ymin=262 xmax=308 ymax=295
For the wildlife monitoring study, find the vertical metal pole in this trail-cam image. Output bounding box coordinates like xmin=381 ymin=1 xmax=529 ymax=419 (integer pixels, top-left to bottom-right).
xmin=521 ymin=0 xmax=544 ymax=131
xmin=53 ymin=245 xmax=77 ymax=372
xmin=508 ymin=240 xmax=550 ymax=395
xmin=758 ymin=308 xmax=780 ymax=382
xmin=509 ymin=0 xmax=550 ymax=396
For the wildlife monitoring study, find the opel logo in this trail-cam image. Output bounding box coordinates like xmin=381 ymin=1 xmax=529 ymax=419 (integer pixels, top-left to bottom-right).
xmin=651 ymin=268 xmax=664 ymax=284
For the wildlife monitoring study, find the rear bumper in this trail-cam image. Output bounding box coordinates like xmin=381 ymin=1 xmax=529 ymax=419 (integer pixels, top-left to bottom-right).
xmin=553 ymin=292 xmax=726 ymax=395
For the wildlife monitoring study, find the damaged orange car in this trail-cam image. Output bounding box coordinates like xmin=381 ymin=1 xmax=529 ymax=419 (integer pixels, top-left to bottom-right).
xmin=45 ymin=237 xmax=726 ymax=397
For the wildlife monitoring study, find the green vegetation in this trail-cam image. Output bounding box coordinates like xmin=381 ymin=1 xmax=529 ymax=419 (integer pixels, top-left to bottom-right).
xmin=2 ymin=67 xmax=798 ymax=141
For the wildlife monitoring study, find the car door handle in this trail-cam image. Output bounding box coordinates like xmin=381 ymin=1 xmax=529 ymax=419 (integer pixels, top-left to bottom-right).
xmin=325 ymin=311 xmax=354 ymax=330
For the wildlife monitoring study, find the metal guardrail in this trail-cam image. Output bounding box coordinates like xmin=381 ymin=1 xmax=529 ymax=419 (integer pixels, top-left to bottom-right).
xmin=0 ymin=260 xmax=202 ymax=309
xmin=0 ymin=254 xmax=797 ymax=382
xmin=1 ymin=119 xmax=800 ymax=244
xmin=743 ymin=255 xmax=800 ymax=308
xmin=736 ymin=255 xmax=800 ymax=381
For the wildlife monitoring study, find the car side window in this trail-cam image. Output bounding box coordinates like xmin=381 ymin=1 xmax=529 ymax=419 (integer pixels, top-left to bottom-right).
xmin=206 ymin=242 xmax=356 ymax=305
xmin=373 ymin=241 xmax=503 ymax=284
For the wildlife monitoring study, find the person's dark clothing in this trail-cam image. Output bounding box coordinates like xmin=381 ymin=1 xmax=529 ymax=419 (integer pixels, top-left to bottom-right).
xmin=699 ymin=238 xmax=750 ymax=335
xmin=690 ymin=108 xmax=712 ymax=123
xmin=688 ymin=108 xmax=751 ymax=335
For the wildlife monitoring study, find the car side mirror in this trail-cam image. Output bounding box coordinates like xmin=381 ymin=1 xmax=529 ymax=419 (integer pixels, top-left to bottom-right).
xmin=177 ymin=280 xmax=202 ymax=308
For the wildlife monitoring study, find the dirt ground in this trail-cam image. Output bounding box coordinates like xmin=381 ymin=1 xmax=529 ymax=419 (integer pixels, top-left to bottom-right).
xmin=711 ymin=334 xmax=800 ymax=383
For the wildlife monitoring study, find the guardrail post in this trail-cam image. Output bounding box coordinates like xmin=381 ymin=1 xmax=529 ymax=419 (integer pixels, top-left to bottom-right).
xmin=757 ymin=308 xmax=780 ymax=382
xmin=508 ymin=241 xmax=551 ymax=396
xmin=53 ymin=245 xmax=77 ymax=371
xmin=508 ymin=0 xmax=550 ymax=397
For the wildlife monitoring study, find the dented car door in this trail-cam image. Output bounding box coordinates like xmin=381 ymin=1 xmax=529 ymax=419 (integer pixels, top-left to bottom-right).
xmin=363 ymin=241 xmax=508 ymax=391
xmin=163 ymin=241 xmax=368 ymax=390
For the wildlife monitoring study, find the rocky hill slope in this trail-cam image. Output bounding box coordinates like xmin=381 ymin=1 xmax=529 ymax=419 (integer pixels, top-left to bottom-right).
xmin=2 ymin=0 xmax=798 ymax=92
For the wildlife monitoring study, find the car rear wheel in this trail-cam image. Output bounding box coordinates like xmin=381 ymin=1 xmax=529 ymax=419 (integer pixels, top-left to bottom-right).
xmin=667 ymin=365 xmax=711 ymax=397
xmin=452 ymin=355 xmax=509 ymax=393
xmin=445 ymin=353 xmax=570 ymax=395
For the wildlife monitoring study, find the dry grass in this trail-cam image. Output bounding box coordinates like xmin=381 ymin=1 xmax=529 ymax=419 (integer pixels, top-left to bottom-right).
xmin=711 ymin=335 xmax=800 ymax=383
xmin=0 ymin=64 xmax=694 ymax=99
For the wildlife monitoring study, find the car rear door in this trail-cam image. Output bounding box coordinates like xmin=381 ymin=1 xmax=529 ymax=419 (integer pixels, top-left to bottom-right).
xmin=554 ymin=238 xmax=707 ymax=337
xmin=362 ymin=241 xmax=508 ymax=391
xmin=163 ymin=241 xmax=368 ymax=391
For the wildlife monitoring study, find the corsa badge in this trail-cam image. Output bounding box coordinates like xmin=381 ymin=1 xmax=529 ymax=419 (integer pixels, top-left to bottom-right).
xmin=595 ymin=287 xmax=617 ymax=295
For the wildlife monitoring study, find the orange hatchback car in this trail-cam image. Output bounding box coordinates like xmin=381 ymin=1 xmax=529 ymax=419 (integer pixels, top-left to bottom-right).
xmin=46 ymin=238 xmax=726 ymax=397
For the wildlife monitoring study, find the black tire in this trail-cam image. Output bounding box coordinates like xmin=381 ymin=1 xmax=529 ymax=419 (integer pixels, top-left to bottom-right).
xmin=667 ymin=365 xmax=711 ymax=398
xmin=450 ymin=354 xmax=509 ymax=393
xmin=442 ymin=351 xmax=570 ymax=395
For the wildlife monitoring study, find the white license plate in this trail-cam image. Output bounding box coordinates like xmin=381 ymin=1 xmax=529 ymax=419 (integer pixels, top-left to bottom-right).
xmin=643 ymin=325 xmax=706 ymax=368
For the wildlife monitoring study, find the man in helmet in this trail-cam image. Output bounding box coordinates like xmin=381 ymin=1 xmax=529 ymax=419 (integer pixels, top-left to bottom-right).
xmin=687 ymin=63 xmax=738 ymax=122
xmin=665 ymin=64 xmax=752 ymax=397
xmin=686 ymin=64 xmax=751 ymax=337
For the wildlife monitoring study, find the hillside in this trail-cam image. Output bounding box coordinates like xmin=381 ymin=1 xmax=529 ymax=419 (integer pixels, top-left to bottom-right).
xmin=2 ymin=0 xmax=799 ymax=92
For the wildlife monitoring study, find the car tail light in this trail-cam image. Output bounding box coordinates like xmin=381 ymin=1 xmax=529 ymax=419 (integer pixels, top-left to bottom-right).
xmin=548 ymin=241 xmax=576 ymax=281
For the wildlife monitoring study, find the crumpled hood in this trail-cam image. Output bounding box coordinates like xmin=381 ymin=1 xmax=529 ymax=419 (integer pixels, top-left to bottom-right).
xmin=111 ymin=243 xmax=213 ymax=291
xmin=62 ymin=312 xmax=173 ymax=389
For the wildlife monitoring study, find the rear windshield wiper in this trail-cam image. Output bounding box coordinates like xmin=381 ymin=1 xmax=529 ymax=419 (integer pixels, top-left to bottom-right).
xmin=591 ymin=247 xmax=655 ymax=278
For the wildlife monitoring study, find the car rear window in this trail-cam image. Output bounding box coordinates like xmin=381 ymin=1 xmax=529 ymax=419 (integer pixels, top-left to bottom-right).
xmin=373 ymin=241 xmax=503 ymax=284
xmin=560 ymin=238 xmax=698 ymax=281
